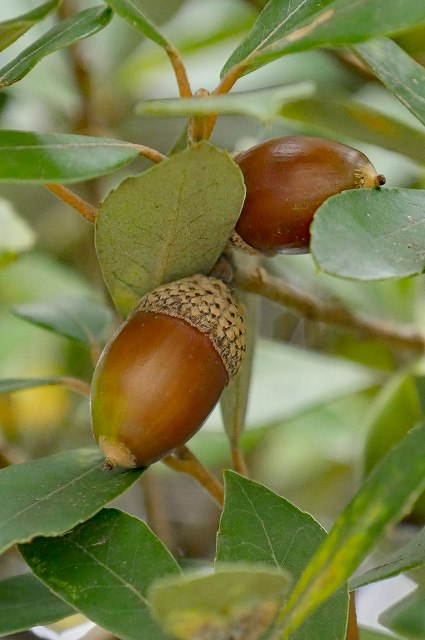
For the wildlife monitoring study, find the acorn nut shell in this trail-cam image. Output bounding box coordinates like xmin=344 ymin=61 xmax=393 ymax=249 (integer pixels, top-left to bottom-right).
xmin=234 ymin=135 xmax=385 ymax=255
xmin=90 ymin=275 xmax=246 ymax=469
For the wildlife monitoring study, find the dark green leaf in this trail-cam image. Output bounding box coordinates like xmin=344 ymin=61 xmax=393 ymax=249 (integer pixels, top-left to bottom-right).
xmin=0 ymin=6 xmax=112 ymax=88
xmin=311 ymin=188 xmax=425 ymax=281
xmin=149 ymin=564 xmax=290 ymax=640
xmin=222 ymin=0 xmax=425 ymax=77
xmin=0 ymin=0 xmax=61 ymax=53
xmin=273 ymin=421 xmax=425 ymax=639
xmin=13 ymin=297 xmax=113 ymax=345
xmin=216 ymin=472 xmax=348 ymax=640
xmin=95 ymin=141 xmax=245 ymax=317
xmin=350 ymin=525 xmax=425 ymax=590
xmin=0 ymin=574 xmax=74 ymax=637
xmin=380 ymin=587 xmax=425 ymax=639
xmin=222 ymin=0 xmax=336 ymax=77
xmin=104 ymin=0 xmax=170 ymax=49
xmin=354 ymin=38 xmax=425 ymax=128
xmin=136 ymin=83 xmax=314 ymax=121
xmin=0 ymin=199 xmax=35 ymax=268
xmin=0 ymin=131 xmax=140 ymax=183
xmin=0 ymin=449 xmax=143 ymax=555
xmin=20 ymin=508 xmax=180 ymax=640
xmin=279 ymin=96 xmax=425 ymax=164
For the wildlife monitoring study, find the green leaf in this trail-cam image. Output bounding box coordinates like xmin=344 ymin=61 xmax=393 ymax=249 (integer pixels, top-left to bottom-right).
xmin=0 ymin=573 xmax=74 ymax=637
xmin=222 ymin=0 xmax=425 ymax=77
xmin=216 ymin=472 xmax=349 ymax=640
xmin=149 ymin=564 xmax=291 ymax=640
xmin=136 ymin=83 xmax=315 ymax=122
xmin=20 ymin=508 xmax=180 ymax=640
xmin=0 ymin=448 xmax=143 ymax=556
xmin=311 ymin=188 xmax=425 ymax=281
xmin=222 ymin=0 xmax=336 ymax=77
xmin=279 ymin=97 xmax=425 ymax=164
xmin=379 ymin=587 xmax=425 ymax=639
xmin=0 ymin=198 xmax=35 ymax=268
xmin=354 ymin=38 xmax=425 ymax=128
xmin=13 ymin=297 xmax=113 ymax=345
xmin=350 ymin=525 xmax=425 ymax=590
xmin=0 ymin=0 xmax=61 ymax=53
xmin=0 ymin=131 xmax=140 ymax=183
xmin=220 ymin=293 xmax=258 ymax=446
xmin=359 ymin=630 xmax=394 ymax=640
xmin=0 ymin=377 xmax=77 ymax=394
xmin=0 ymin=6 xmax=112 ymax=88
xmin=104 ymin=0 xmax=170 ymax=49
xmin=95 ymin=141 xmax=246 ymax=317
xmin=273 ymin=421 xmax=425 ymax=639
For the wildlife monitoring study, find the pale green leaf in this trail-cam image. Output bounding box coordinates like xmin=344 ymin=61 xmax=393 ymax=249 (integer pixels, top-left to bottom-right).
xmin=279 ymin=97 xmax=425 ymax=164
xmin=311 ymin=188 xmax=425 ymax=280
xmin=95 ymin=141 xmax=245 ymax=317
xmin=149 ymin=564 xmax=290 ymax=640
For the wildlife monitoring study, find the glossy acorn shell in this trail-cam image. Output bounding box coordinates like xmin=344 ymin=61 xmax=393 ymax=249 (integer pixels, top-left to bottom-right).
xmin=234 ymin=136 xmax=384 ymax=255
xmin=90 ymin=275 xmax=246 ymax=469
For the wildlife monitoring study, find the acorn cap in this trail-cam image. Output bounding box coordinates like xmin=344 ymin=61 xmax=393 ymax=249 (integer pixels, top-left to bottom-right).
xmin=135 ymin=275 xmax=246 ymax=379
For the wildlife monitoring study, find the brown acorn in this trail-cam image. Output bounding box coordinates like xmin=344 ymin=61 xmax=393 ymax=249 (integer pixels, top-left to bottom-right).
xmin=233 ymin=135 xmax=385 ymax=255
xmin=90 ymin=275 xmax=246 ymax=469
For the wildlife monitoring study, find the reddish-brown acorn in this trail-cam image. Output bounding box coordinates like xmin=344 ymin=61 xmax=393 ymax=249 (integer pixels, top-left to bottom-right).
xmin=90 ymin=275 xmax=246 ymax=469
xmin=233 ymin=135 xmax=385 ymax=255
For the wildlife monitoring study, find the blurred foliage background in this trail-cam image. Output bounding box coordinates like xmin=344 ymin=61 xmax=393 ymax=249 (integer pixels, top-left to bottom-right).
xmin=1 ymin=0 xmax=425 ymax=595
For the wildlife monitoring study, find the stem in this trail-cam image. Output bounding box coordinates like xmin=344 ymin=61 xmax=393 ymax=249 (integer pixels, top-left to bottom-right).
xmin=162 ymin=445 xmax=224 ymax=508
xmin=45 ymin=184 xmax=97 ymax=223
xmin=134 ymin=144 xmax=167 ymax=163
xmin=188 ymin=88 xmax=210 ymax=143
xmin=59 ymin=376 xmax=91 ymax=397
xmin=142 ymin=471 xmax=179 ymax=555
xmin=346 ymin=594 xmax=359 ymax=640
xmin=231 ymin=444 xmax=249 ymax=476
xmin=235 ymin=266 xmax=425 ymax=352
xmin=203 ymin=60 xmax=248 ymax=140
xmin=165 ymin=45 xmax=193 ymax=99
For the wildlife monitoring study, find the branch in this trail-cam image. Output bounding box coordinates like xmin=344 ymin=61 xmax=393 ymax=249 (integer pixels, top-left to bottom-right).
xmin=165 ymin=45 xmax=192 ymax=99
xmin=133 ymin=144 xmax=167 ymax=163
xmin=162 ymin=445 xmax=224 ymax=507
xmin=45 ymin=184 xmax=97 ymax=223
xmin=203 ymin=60 xmax=249 ymax=140
xmin=346 ymin=594 xmax=359 ymax=640
xmin=235 ymin=266 xmax=425 ymax=352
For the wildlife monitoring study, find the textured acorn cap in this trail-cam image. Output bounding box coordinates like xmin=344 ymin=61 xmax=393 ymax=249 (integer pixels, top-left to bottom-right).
xmin=135 ymin=275 xmax=246 ymax=379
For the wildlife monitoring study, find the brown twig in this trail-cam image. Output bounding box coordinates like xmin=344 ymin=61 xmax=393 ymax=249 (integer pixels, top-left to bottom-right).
xmin=133 ymin=144 xmax=167 ymax=163
xmin=235 ymin=266 xmax=425 ymax=353
xmin=162 ymin=445 xmax=224 ymax=507
xmin=45 ymin=184 xmax=97 ymax=223
xmin=203 ymin=60 xmax=249 ymax=140
xmin=346 ymin=594 xmax=359 ymax=640
xmin=188 ymin=88 xmax=210 ymax=143
xmin=166 ymin=45 xmax=193 ymax=99
xmin=59 ymin=376 xmax=91 ymax=397
xmin=231 ymin=445 xmax=249 ymax=476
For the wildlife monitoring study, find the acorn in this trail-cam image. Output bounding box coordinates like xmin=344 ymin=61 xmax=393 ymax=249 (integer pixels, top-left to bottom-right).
xmin=233 ymin=135 xmax=385 ymax=255
xmin=90 ymin=275 xmax=246 ymax=469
